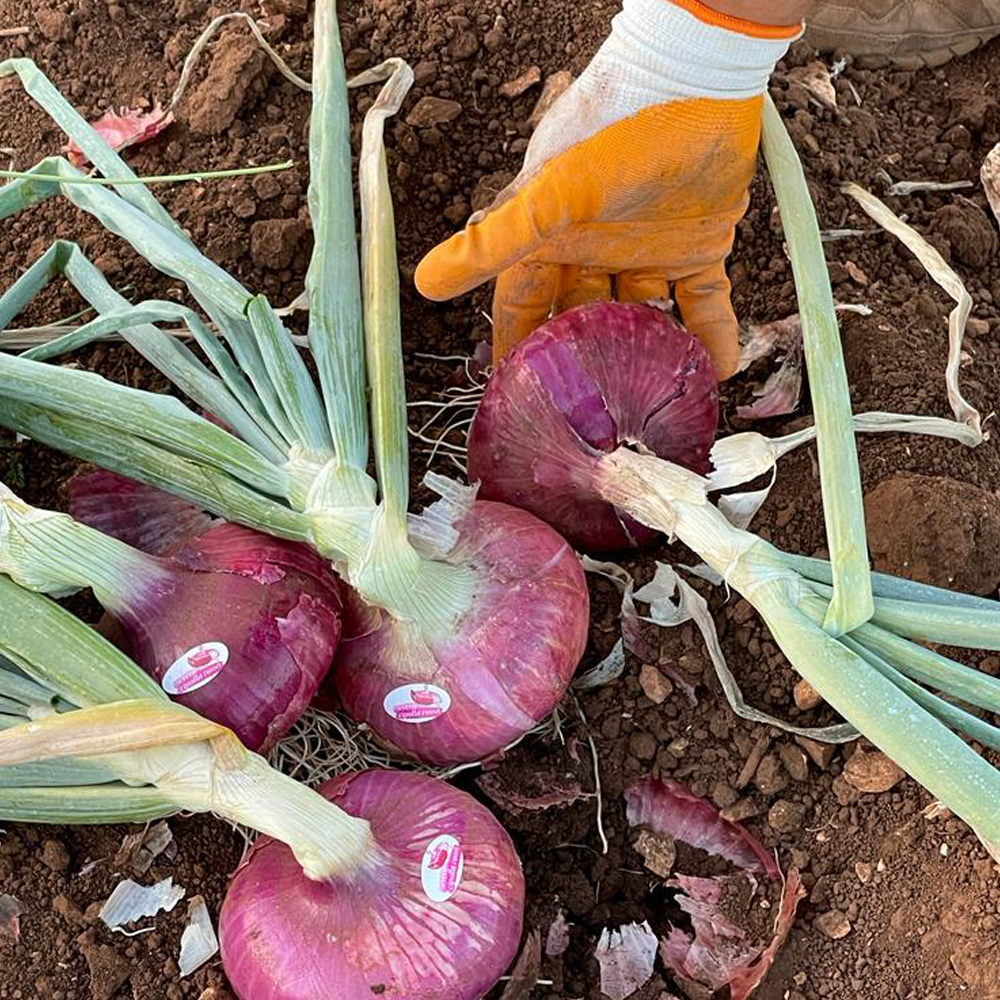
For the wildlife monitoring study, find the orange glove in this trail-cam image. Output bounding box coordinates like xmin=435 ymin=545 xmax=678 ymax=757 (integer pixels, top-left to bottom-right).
xmin=415 ymin=0 xmax=802 ymax=380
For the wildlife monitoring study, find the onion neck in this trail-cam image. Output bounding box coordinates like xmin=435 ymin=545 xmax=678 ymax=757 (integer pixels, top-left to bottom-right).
xmin=0 ymin=490 xmax=171 ymax=610
xmin=107 ymin=741 xmax=381 ymax=881
xmin=311 ymin=502 xmax=476 ymax=638
xmin=593 ymin=446 xmax=765 ymax=588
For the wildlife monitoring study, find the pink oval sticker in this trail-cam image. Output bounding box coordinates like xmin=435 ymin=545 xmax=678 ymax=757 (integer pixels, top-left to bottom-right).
xmin=383 ymin=684 xmax=451 ymax=724
xmin=162 ymin=642 xmax=229 ymax=695
xmin=421 ymin=834 xmax=464 ymax=902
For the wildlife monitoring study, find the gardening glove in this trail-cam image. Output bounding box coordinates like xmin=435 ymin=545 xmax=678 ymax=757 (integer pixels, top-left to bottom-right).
xmin=415 ymin=0 xmax=802 ymax=380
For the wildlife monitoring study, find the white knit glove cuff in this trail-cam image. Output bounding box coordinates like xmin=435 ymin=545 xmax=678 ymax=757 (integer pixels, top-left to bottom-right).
xmin=608 ymin=0 xmax=803 ymax=104
xmin=514 ymin=0 xmax=802 ymax=200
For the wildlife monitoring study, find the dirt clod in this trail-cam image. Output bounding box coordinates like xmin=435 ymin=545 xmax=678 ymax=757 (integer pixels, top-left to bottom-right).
xmin=250 ymin=218 xmax=307 ymax=271
xmin=184 ymin=26 xmax=270 ymax=135
xmin=865 ymin=473 xmax=1000 ymax=595
xmin=768 ymin=799 xmax=806 ymax=833
xmin=34 ymin=10 xmax=73 ymax=42
xmin=814 ymin=909 xmax=852 ymax=940
xmin=40 ymin=839 xmax=70 ymax=873
xmin=76 ymin=929 xmax=132 ymax=1000
xmin=844 ymin=743 xmax=906 ymax=794
xmin=933 ymin=196 xmax=999 ymax=268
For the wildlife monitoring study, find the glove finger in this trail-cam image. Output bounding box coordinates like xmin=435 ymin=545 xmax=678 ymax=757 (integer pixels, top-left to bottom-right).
xmin=617 ymin=267 xmax=671 ymax=306
xmin=674 ymin=261 xmax=739 ymax=381
xmin=492 ymin=260 xmax=562 ymax=361
xmin=554 ymin=266 xmax=613 ymax=313
xmin=415 ymin=163 xmax=577 ymax=303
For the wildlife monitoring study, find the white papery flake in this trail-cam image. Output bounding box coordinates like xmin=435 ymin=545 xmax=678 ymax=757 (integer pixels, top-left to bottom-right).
xmin=99 ymin=877 xmax=185 ymax=933
xmin=178 ymin=896 xmax=219 ymax=977
xmin=595 ymin=921 xmax=658 ymax=1000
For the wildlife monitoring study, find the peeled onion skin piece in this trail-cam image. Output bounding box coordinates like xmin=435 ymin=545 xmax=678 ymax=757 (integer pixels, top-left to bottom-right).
xmin=332 ymin=500 xmax=589 ymax=766
xmin=468 ymin=302 xmax=719 ymax=552
xmin=117 ymin=523 xmax=344 ymax=754
xmin=219 ymin=770 xmax=525 ymax=1000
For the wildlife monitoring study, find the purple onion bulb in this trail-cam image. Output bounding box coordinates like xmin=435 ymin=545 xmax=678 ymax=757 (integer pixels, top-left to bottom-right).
xmin=219 ymin=769 xmax=525 ymax=1000
xmin=332 ymin=500 xmax=589 ymax=765
xmin=468 ymin=302 xmax=719 ymax=551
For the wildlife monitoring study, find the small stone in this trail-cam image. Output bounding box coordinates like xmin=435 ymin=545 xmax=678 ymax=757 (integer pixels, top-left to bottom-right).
xmin=793 ymin=679 xmax=822 ymax=710
xmin=450 ymin=30 xmax=480 ymax=60
xmin=795 ymin=736 xmax=837 ymax=770
xmin=406 ymin=97 xmax=463 ymax=129
xmin=711 ymin=781 xmax=739 ymax=809
xmin=639 ymin=664 xmax=673 ymax=705
xmin=814 ymin=909 xmax=852 ymax=939
xmin=736 ymin=734 xmax=772 ymax=789
xmin=483 ymin=26 xmax=505 ymax=51
xmin=844 ymin=260 xmax=869 ymax=285
xmin=843 ymin=744 xmax=905 ymax=793
xmin=855 ymin=861 xmax=873 ymax=884
xmin=779 ymin=743 xmax=810 ymax=782
xmin=41 ymin=839 xmax=70 ymax=872
xmin=529 ymin=71 xmax=574 ymax=128
xmin=500 ymin=66 xmax=542 ymax=99
xmin=768 ymin=799 xmax=806 ymax=833
xmin=35 ymin=9 xmax=73 ymax=41
xmin=754 ymin=753 xmax=787 ymax=796
xmin=720 ymin=798 xmax=758 ymax=823
xmin=633 ymin=830 xmax=675 ymax=878
xmin=629 ymin=731 xmax=657 ymax=761
xmin=413 ymin=60 xmax=438 ymax=87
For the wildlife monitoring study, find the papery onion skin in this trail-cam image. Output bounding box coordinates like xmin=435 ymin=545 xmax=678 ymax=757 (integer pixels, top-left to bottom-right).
xmin=118 ymin=523 xmax=343 ymax=754
xmin=332 ymin=501 xmax=589 ymax=765
xmin=467 ymin=302 xmax=719 ymax=551
xmin=219 ymin=769 xmax=525 ymax=1000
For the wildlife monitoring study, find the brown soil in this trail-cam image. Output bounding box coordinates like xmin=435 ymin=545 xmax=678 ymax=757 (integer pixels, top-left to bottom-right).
xmin=2 ymin=2 xmax=1000 ymax=1000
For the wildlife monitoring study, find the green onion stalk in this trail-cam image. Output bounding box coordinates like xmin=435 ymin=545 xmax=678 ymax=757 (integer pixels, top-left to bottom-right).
xmin=592 ymin=448 xmax=1000 ymax=852
xmin=0 ymin=574 xmax=374 ymax=879
xmin=0 ymin=3 xmax=589 ymax=766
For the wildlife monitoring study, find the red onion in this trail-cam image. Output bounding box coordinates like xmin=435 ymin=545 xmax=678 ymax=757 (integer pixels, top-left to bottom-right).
xmin=219 ymin=769 xmax=525 ymax=1000
xmin=69 ymin=471 xmax=344 ymax=752
xmin=332 ymin=500 xmax=589 ymax=765
xmin=468 ymin=303 xmax=719 ymax=551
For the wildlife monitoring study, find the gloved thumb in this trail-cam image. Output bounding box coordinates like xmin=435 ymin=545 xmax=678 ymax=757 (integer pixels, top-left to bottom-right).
xmin=415 ymin=164 xmax=576 ymax=302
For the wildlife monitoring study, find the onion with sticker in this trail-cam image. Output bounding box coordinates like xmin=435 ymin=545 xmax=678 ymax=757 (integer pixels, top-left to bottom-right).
xmin=220 ymin=769 xmax=525 ymax=1000
xmin=330 ymin=490 xmax=589 ymax=765
xmin=0 ymin=477 xmax=342 ymax=753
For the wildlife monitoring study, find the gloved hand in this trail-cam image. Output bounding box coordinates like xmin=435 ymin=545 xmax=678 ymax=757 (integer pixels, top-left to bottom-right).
xmin=415 ymin=0 xmax=802 ymax=380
